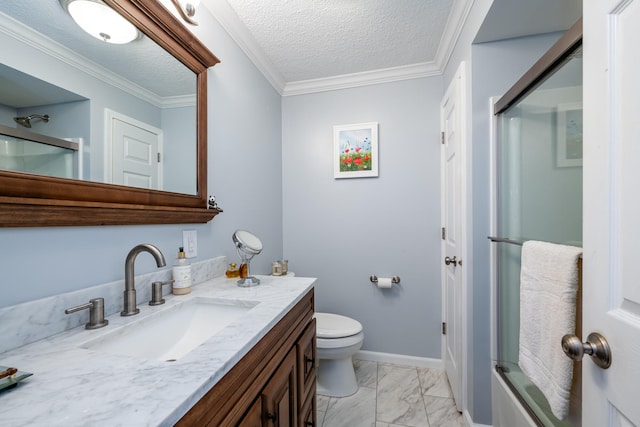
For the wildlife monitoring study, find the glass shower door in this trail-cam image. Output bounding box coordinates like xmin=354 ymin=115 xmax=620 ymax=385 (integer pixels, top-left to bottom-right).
xmin=494 ymin=45 xmax=583 ymax=427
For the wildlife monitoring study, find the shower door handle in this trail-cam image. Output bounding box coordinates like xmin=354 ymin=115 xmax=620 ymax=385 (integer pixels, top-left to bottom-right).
xmin=561 ymin=332 xmax=612 ymax=369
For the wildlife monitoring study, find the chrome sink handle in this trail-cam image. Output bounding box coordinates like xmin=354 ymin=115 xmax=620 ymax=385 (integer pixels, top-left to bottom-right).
xmin=65 ymin=298 xmax=109 ymax=330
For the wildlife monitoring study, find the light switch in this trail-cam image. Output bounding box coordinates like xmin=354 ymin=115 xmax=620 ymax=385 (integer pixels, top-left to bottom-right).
xmin=183 ymin=229 xmax=197 ymax=258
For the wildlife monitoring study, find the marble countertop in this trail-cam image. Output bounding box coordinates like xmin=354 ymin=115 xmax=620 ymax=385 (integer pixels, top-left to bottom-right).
xmin=0 ymin=275 xmax=315 ymax=426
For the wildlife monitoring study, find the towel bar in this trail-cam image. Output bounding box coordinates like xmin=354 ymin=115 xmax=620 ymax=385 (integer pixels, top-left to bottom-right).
xmin=488 ymin=237 xmax=583 ymax=259
xmin=487 ymin=236 xmax=524 ymax=246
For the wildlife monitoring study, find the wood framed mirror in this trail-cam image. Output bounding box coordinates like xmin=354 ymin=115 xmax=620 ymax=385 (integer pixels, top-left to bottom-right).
xmin=0 ymin=0 xmax=220 ymax=227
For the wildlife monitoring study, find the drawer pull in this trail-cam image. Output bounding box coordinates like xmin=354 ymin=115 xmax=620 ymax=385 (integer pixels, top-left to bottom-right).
xmin=304 ymin=355 xmax=315 ymax=373
xmin=266 ymin=412 xmax=277 ymax=422
xmin=305 ymin=422 xmax=314 ymax=426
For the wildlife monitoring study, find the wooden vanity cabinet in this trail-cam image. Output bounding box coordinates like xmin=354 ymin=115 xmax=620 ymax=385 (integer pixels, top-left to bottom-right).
xmin=177 ymin=289 xmax=315 ymax=426
xmin=238 ymin=348 xmax=297 ymax=427
xmin=297 ymin=318 xmax=317 ymax=427
xmin=238 ymin=398 xmax=263 ymax=427
xmin=299 ymin=391 xmax=316 ymax=427
xmin=260 ymin=347 xmax=298 ymax=426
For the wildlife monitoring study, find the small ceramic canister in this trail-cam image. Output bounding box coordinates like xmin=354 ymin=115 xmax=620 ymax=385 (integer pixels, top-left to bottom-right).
xmin=272 ymin=262 xmax=283 ymax=276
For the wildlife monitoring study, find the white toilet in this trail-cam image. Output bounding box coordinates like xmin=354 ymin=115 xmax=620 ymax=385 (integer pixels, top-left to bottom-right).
xmin=314 ymin=312 xmax=364 ymax=397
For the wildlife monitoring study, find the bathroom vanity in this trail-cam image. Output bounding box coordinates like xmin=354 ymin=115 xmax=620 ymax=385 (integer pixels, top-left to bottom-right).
xmin=0 ymin=272 xmax=316 ymax=426
xmin=177 ymin=290 xmax=316 ymax=426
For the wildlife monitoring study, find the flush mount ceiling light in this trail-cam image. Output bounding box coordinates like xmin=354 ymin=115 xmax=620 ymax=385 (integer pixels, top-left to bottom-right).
xmin=60 ymin=0 xmax=140 ymax=44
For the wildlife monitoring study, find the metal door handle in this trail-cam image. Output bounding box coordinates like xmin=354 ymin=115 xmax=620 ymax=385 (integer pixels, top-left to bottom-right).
xmin=561 ymin=332 xmax=612 ymax=369
xmin=444 ymin=256 xmax=459 ymax=266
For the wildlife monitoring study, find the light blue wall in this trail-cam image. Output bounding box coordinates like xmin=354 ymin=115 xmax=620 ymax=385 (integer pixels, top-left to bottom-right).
xmin=1 ymin=7 xmax=283 ymax=308
xmin=282 ymin=77 xmax=443 ymax=357
xmin=0 ymin=104 xmax=14 ymax=125
xmin=199 ymin=10 xmax=284 ymax=279
xmin=162 ymin=105 xmax=197 ymax=194
xmin=17 ymin=100 xmax=90 ymax=144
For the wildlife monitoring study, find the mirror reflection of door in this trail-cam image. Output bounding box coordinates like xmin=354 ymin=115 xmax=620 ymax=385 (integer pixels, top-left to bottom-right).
xmin=106 ymin=110 xmax=162 ymax=190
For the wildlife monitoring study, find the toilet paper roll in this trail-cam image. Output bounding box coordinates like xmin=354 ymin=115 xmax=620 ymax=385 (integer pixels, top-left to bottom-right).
xmin=377 ymin=277 xmax=393 ymax=289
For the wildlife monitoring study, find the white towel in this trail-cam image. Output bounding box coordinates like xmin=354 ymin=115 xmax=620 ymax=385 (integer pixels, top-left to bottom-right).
xmin=518 ymin=240 xmax=582 ymax=420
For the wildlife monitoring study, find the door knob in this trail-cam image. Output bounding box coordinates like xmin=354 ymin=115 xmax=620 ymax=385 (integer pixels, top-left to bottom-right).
xmin=561 ymin=332 xmax=612 ymax=369
xmin=444 ymin=256 xmax=459 ymax=266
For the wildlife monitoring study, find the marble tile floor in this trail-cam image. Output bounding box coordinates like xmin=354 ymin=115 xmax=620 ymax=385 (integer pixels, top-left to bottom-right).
xmin=317 ymin=359 xmax=465 ymax=427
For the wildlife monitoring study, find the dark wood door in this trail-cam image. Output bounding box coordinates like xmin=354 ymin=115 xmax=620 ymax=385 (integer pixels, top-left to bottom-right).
xmin=299 ymin=386 xmax=317 ymax=427
xmin=262 ymin=347 xmax=297 ymax=427
xmin=237 ymin=397 xmax=263 ymax=427
xmin=297 ymin=318 xmax=316 ymax=407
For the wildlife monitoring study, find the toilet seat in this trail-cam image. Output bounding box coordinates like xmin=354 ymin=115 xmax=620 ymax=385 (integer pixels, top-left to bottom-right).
xmin=315 ymin=312 xmax=363 ymax=338
xmin=316 ymin=331 xmax=364 ymax=349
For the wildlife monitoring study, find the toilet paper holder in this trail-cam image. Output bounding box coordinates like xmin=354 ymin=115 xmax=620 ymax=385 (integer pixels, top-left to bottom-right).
xmin=369 ymin=275 xmax=400 ymax=285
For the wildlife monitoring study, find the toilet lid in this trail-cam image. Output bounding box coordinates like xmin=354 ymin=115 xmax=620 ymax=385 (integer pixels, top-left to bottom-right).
xmin=314 ymin=312 xmax=363 ymax=338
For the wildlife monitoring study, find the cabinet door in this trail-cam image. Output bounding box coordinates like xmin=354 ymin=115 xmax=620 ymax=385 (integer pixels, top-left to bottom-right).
xmin=299 ymin=382 xmax=317 ymax=427
xmin=238 ymin=397 xmax=263 ymax=427
xmin=297 ymin=318 xmax=316 ymax=407
xmin=262 ymin=347 xmax=297 ymax=427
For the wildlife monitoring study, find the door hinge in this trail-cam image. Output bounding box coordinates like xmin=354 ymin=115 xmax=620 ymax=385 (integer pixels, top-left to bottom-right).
xmin=441 ymin=131 xmax=445 ymax=145
xmin=157 ymin=152 xmax=161 ymax=163
xmin=441 ymin=227 xmax=446 ymax=240
xmin=442 ymin=322 xmax=447 ymax=335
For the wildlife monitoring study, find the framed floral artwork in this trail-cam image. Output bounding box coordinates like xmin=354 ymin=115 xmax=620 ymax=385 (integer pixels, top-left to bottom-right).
xmin=333 ymin=122 xmax=378 ymax=178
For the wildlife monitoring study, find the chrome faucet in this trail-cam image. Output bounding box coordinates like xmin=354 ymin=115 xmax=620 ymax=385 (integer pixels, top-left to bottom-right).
xmin=122 ymin=244 xmax=166 ymax=316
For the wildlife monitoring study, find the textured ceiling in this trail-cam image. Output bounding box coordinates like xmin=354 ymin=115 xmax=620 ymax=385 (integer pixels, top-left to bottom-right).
xmin=221 ymin=0 xmax=455 ymax=83
xmin=1 ymin=0 xmax=582 ymax=101
xmin=203 ymin=0 xmax=582 ymax=95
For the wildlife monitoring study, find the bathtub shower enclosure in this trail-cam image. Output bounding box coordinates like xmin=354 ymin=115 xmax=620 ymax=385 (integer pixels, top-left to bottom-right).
xmin=491 ymin=22 xmax=583 ymax=427
xmin=0 ymin=124 xmax=80 ymax=180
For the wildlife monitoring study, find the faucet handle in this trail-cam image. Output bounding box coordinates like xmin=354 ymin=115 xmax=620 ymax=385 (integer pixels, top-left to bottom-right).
xmin=65 ymin=298 xmax=109 ymax=329
xmin=149 ymin=280 xmax=174 ymax=306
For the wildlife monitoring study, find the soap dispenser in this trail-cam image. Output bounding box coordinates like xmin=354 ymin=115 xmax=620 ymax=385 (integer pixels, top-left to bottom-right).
xmin=172 ymin=247 xmax=192 ymax=295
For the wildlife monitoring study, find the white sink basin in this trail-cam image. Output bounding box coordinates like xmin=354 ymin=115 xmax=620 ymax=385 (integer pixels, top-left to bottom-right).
xmin=81 ymin=297 xmax=258 ymax=361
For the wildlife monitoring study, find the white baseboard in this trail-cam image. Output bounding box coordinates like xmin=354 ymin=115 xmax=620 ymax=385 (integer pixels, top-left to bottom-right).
xmin=354 ymin=350 xmax=443 ymax=369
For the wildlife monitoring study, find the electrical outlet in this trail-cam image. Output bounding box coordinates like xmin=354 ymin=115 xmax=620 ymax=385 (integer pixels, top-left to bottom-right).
xmin=183 ymin=230 xmax=197 ymax=258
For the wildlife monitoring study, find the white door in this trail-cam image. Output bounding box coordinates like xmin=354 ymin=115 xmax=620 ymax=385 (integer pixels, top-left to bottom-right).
xmin=583 ymin=1 xmax=640 ymax=425
xmin=441 ymin=62 xmax=465 ymax=411
xmin=107 ymin=111 xmax=162 ymax=190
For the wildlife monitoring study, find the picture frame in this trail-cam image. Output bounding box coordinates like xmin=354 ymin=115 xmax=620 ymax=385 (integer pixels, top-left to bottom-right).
xmin=556 ymin=102 xmax=583 ymax=167
xmin=333 ymin=122 xmax=378 ymax=178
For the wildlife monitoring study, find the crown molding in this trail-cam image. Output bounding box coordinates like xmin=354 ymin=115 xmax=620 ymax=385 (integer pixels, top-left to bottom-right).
xmin=282 ymin=62 xmax=442 ymax=97
xmin=203 ymin=0 xmax=286 ymax=94
xmin=203 ymin=0 xmax=475 ymax=96
xmin=161 ymin=94 xmax=196 ymax=108
xmin=434 ymin=0 xmax=476 ymax=72
xmin=0 ymin=11 xmax=166 ymax=108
